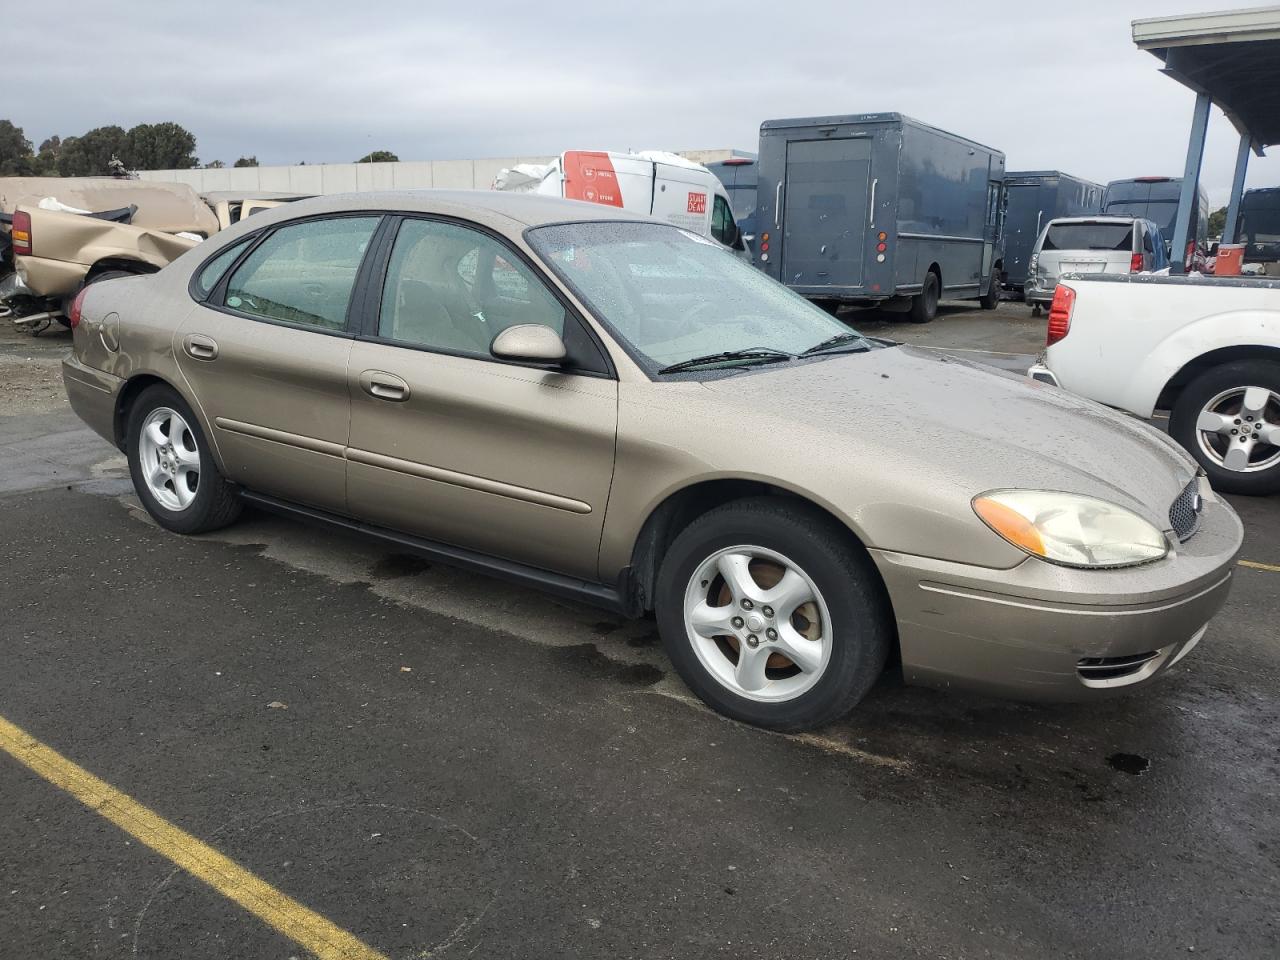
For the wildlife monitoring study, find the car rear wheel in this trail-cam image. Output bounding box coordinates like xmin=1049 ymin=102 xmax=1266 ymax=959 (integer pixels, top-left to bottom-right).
xmin=127 ymin=384 xmax=243 ymax=533
xmin=908 ymin=271 xmax=939 ymax=323
xmin=655 ymin=498 xmax=891 ymax=731
xmin=1169 ymin=360 xmax=1280 ymax=496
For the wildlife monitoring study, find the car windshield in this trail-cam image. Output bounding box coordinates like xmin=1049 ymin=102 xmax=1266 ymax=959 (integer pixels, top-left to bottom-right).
xmin=1043 ymin=222 xmax=1134 ymax=252
xmin=526 ymin=221 xmax=864 ymax=374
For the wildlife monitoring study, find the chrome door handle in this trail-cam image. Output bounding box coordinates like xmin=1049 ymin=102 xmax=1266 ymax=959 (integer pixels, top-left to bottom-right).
xmin=183 ymin=334 xmax=218 ymax=361
xmin=359 ymin=369 xmax=410 ymax=402
xmin=869 ymin=178 xmax=878 ymax=227
xmin=774 ymin=181 xmax=783 ymax=229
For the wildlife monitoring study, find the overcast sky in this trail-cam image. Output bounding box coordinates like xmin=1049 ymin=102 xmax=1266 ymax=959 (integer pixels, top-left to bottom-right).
xmin=12 ymin=1 xmax=1277 ymax=205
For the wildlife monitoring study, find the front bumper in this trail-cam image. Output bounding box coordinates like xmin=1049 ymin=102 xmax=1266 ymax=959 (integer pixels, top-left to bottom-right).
xmin=870 ymin=490 xmax=1242 ymax=701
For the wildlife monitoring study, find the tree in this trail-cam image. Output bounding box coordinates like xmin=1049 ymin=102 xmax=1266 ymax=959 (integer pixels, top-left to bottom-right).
xmin=125 ymin=121 xmax=198 ymax=171
xmin=204 ymin=159 xmax=225 ymax=169
xmin=358 ymin=150 xmax=398 ymax=163
xmin=233 ymin=155 xmax=259 ymax=168
xmin=1209 ymin=206 xmax=1228 ymax=238
xmin=33 ymin=135 xmax=62 ymax=175
xmin=56 ymin=125 xmax=129 ymax=176
xmin=0 ymin=119 xmax=35 ymax=176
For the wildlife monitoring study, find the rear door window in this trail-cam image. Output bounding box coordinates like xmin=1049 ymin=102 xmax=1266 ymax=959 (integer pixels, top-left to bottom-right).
xmin=1043 ymin=223 xmax=1134 ymax=252
xmin=222 ymin=216 xmax=380 ymax=332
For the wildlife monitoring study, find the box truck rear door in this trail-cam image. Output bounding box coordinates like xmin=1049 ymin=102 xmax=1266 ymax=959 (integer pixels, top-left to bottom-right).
xmin=781 ymin=138 xmax=871 ymax=288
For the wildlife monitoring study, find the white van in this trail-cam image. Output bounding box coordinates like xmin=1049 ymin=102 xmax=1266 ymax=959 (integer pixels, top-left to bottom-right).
xmin=494 ymin=151 xmax=747 ymax=255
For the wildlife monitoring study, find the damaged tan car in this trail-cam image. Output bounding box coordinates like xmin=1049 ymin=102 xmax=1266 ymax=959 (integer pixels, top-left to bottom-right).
xmin=0 ymin=177 xmax=218 ymax=331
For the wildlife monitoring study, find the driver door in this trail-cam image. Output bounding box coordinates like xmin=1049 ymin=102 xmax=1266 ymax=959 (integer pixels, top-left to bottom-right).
xmin=345 ymin=216 xmax=618 ymax=579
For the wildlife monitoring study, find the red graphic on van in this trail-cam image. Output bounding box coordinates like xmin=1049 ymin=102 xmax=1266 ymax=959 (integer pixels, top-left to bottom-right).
xmin=687 ymin=192 xmax=707 ymax=214
xmin=562 ymin=151 xmax=622 ymax=207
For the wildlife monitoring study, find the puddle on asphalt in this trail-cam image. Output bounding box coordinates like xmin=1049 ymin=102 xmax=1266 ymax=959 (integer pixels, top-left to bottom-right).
xmin=369 ymin=552 xmax=433 ymax=579
xmin=1106 ymin=752 xmax=1151 ymax=776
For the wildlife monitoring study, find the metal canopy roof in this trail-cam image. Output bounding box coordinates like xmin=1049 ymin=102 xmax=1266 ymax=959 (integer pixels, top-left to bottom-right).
xmin=1133 ymin=5 xmax=1280 ymax=150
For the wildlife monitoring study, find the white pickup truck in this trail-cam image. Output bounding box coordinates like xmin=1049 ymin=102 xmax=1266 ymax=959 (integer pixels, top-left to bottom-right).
xmin=1028 ymin=273 xmax=1280 ymax=495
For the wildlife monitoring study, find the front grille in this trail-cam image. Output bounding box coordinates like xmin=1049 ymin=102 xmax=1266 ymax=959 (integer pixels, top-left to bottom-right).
xmin=1169 ymin=479 xmax=1203 ymax=542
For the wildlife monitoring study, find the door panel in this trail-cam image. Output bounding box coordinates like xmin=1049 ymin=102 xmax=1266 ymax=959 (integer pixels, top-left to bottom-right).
xmin=176 ymin=307 xmax=353 ymax=512
xmin=174 ymin=215 xmax=380 ymax=513
xmin=346 ymin=345 xmax=617 ymax=578
xmin=781 ymin=138 xmax=871 ymax=287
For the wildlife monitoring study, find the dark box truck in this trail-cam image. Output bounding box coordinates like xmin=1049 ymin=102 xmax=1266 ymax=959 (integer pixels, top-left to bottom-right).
xmin=1239 ymin=187 xmax=1280 ymax=270
xmin=1001 ymin=171 xmax=1103 ymax=296
xmin=1102 ymin=176 xmax=1209 ymax=265
xmin=755 ymin=113 xmax=1006 ymax=323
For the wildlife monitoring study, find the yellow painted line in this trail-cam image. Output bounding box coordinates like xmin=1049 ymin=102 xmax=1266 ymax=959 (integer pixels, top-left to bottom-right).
xmin=0 ymin=714 xmax=387 ymax=960
xmin=1239 ymin=559 xmax=1280 ymax=574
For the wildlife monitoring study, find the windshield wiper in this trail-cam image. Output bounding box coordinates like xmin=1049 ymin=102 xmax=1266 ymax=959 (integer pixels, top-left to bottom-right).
xmin=658 ymin=348 xmax=794 ymax=375
xmin=799 ymin=332 xmax=872 ymax=357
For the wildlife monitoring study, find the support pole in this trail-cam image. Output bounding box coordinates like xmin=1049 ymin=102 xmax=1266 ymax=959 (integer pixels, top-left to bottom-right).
xmin=1170 ymin=92 xmax=1211 ymax=275
xmin=1222 ymin=132 xmax=1252 ymax=246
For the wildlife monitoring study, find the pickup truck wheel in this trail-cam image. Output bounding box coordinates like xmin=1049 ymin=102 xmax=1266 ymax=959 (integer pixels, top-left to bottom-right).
xmin=655 ymin=497 xmax=891 ymax=731
xmin=127 ymin=384 xmax=243 ymax=533
xmin=908 ymin=271 xmax=939 ymax=323
xmin=1170 ymin=360 xmax=1280 ymax=496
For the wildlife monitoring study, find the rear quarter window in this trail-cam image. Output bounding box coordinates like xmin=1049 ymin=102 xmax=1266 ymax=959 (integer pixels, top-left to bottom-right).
xmin=194 ymin=238 xmax=251 ymax=298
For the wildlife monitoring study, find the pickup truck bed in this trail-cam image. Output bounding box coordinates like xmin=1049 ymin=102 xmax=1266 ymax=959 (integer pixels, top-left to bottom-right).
xmin=1030 ymin=272 xmax=1280 ymax=495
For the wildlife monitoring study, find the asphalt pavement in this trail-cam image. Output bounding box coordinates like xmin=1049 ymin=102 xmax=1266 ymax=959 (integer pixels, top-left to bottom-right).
xmin=1 ymin=310 xmax=1277 ymax=959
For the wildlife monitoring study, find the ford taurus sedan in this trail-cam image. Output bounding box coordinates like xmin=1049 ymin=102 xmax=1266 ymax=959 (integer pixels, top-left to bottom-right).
xmin=61 ymin=192 xmax=1244 ymax=731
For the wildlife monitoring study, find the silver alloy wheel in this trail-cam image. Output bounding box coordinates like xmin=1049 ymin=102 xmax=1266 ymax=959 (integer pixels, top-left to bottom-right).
xmin=1195 ymin=386 xmax=1280 ymax=473
xmin=138 ymin=407 xmax=200 ymax=511
xmin=682 ymin=545 xmax=833 ymax=703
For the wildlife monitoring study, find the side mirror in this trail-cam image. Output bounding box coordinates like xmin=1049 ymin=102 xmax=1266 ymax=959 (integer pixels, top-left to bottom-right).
xmin=490 ymin=324 xmax=567 ymax=364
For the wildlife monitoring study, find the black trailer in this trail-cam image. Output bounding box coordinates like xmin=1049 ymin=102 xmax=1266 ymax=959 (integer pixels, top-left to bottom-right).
xmin=1001 ymin=171 xmax=1103 ymax=296
xmin=1239 ymin=186 xmax=1280 ymax=266
xmin=755 ymin=113 xmax=1006 ymax=322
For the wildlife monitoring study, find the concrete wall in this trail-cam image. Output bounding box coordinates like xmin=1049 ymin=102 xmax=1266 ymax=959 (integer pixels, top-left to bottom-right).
xmin=137 ymin=149 xmax=752 ymax=195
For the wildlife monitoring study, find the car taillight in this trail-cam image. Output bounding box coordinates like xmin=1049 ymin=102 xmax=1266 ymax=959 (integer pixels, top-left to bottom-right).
xmin=11 ymin=210 xmax=31 ymax=256
xmin=68 ymin=286 xmax=90 ymax=329
xmin=1130 ymin=252 xmax=1144 ymax=273
xmin=1047 ymin=285 xmax=1074 ymax=346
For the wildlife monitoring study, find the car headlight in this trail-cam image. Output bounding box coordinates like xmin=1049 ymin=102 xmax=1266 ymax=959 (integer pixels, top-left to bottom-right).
xmin=973 ymin=490 xmax=1169 ymax=568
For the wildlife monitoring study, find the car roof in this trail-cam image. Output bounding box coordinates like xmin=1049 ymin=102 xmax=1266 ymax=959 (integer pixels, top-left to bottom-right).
xmin=243 ymin=189 xmax=652 ymax=229
xmin=1045 ymin=215 xmax=1148 ymax=227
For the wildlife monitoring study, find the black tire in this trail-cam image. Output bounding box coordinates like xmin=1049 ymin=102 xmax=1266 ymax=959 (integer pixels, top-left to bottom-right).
xmin=979 ymin=266 xmax=1000 ymax=310
xmin=1169 ymin=360 xmax=1280 ymax=496
xmin=126 ymin=383 xmax=243 ymax=533
xmin=1030 ymin=302 xmax=1042 ymax=317
xmin=655 ymin=497 xmax=892 ymax=731
xmin=908 ymin=271 xmax=939 ymax=323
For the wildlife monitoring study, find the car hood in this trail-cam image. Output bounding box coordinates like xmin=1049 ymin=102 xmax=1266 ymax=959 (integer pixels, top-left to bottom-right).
xmin=699 ymin=345 xmax=1197 ymax=525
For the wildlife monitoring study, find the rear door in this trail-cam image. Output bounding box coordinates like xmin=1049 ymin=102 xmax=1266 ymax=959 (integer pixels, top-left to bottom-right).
xmin=779 ymin=138 xmax=871 ymax=287
xmin=177 ymin=214 xmax=381 ymax=513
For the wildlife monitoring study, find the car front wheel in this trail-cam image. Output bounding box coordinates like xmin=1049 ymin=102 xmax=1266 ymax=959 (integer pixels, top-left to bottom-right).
xmin=655 ymin=498 xmax=891 ymax=731
xmin=1170 ymin=360 xmax=1280 ymax=496
xmin=126 ymin=383 xmax=243 ymax=533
